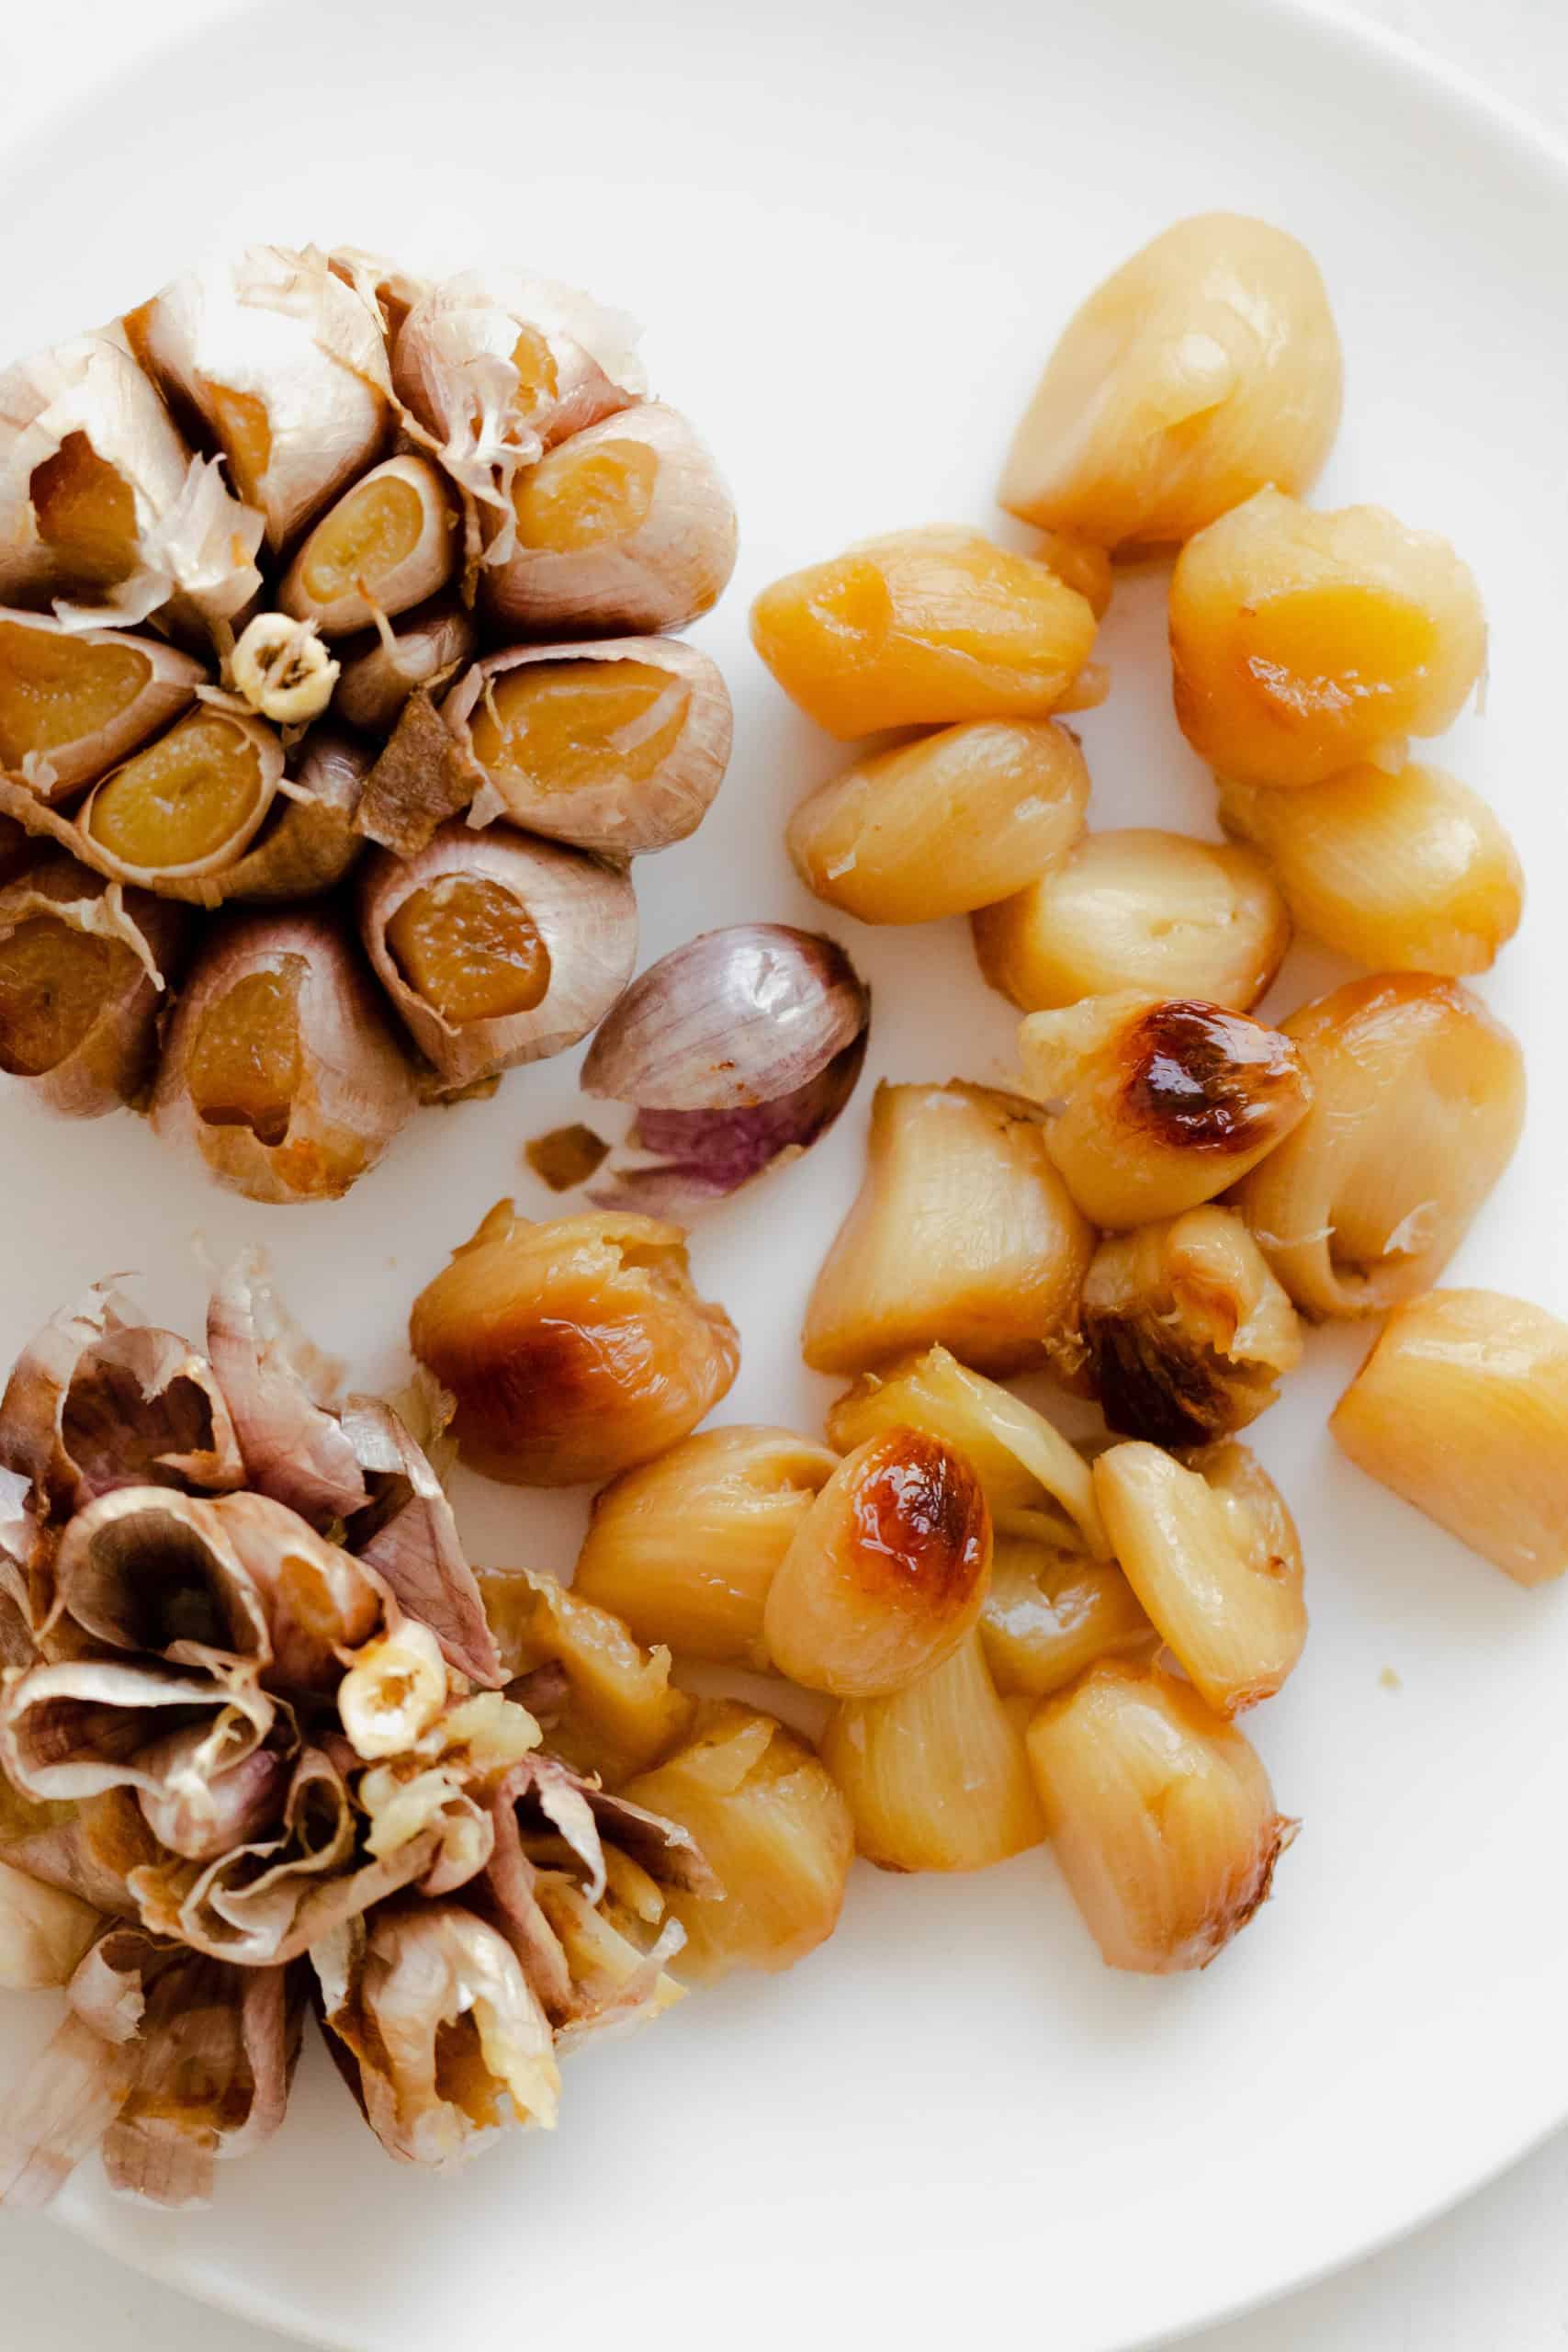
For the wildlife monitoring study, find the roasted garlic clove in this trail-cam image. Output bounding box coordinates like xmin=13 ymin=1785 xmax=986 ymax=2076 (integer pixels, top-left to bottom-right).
xmin=279 ymin=455 xmax=457 ymax=638
xmin=333 ymin=595 xmax=479 ymax=736
xmin=0 ymin=611 xmax=204 ymax=803
xmin=1026 ymin=1659 xmax=1294 ymax=1973
xmin=822 ymin=1632 xmax=1044 ymax=1872
xmin=477 ymin=1566 xmax=694 ymax=1785
xmin=1169 ymin=487 xmax=1486 ymax=787
xmin=481 ymin=404 xmax=737 ymax=639
xmin=999 ymin=214 xmax=1342 ymax=550
xmin=825 ymin=1344 xmax=1109 ymax=1555
xmin=803 ymin=1080 xmax=1093 ymax=1377
xmin=409 ymin=1202 xmax=739 ymax=1486
xmin=572 ymin=1425 xmax=837 ymax=1668
xmin=1331 ymin=1288 xmax=1568 ymax=1586
xmin=751 ymin=526 xmax=1099 ymax=740
xmin=77 ymin=707 xmax=286 ymax=888
xmin=359 ymin=821 xmax=637 ymax=1090
xmin=159 ymin=726 xmax=371 ymax=910
xmin=973 ymin=828 xmax=1290 ymax=1014
xmin=1092 ymin=1440 xmax=1306 ymax=1715
xmin=762 ymin=1428 xmax=991 ymax=1698
xmin=1033 ymin=530 xmax=1113 ymax=616
xmin=1232 ymin=974 xmax=1525 ymax=1318
xmin=1018 ymin=991 xmax=1312 ymax=1228
xmin=787 ymin=717 xmax=1089 ymax=925
xmin=152 ymin=908 xmax=419 ymax=1204
xmin=621 ymin=1702 xmax=852 ymax=1980
xmin=443 ymin=636 xmax=732 ymax=856
xmin=1079 ymin=1205 xmax=1303 ymax=1446
xmin=0 ymin=856 xmax=186 ymax=1118
xmin=127 ymin=243 xmax=393 ymax=549
xmin=980 ymin=1531 xmax=1153 ymax=1700
xmin=1217 ymin=762 xmax=1523 ymax=978
xmin=337 ymin=1618 xmax=449 ymax=1759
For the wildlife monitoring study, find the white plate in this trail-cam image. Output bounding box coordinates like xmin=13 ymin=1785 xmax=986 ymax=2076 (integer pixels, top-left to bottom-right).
xmin=2 ymin=1 xmax=1566 ymax=2346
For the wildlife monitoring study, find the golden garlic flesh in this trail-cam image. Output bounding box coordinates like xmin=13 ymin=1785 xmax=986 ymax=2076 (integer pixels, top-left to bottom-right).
xmin=980 ymin=1530 xmax=1153 ymax=1701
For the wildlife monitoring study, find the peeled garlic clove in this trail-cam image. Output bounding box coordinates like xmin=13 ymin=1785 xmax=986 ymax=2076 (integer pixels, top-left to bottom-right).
xmin=572 ymin=1424 xmax=837 ymax=1668
xmin=1018 ymin=990 xmax=1313 ymax=1228
xmin=1080 ymin=1204 xmax=1303 ymax=1446
xmin=477 ymin=1566 xmax=694 ymax=1787
xmin=0 ymin=330 xmax=264 ymax=628
xmin=822 ymin=1632 xmax=1044 ymax=1873
xmin=1330 ymin=1288 xmax=1568 ymax=1586
xmin=333 ymin=594 xmax=478 ymax=735
xmin=763 ymin=1427 xmax=991 ymax=1698
xmin=481 ymin=403 xmax=737 ymax=638
xmin=803 ymin=1080 xmax=1092 ymax=1378
xmin=0 ymin=856 xmax=186 ymax=1118
xmin=152 ymin=907 xmax=419 ymax=1204
xmin=787 ymin=718 xmax=1089 ymax=925
xmin=1000 ymin=214 xmax=1343 ymax=550
xmin=1232 ymin=973 xmax=1526 ymax=1318
xmin=68 ymin=707 xmax=285 ymax=888
xmin=280 ymin=455 xmax=458 ymax=638
xmin=159 ymin=725 xmax=370 ymax=910
xmin=127 ymin=243 xmax=393 ymax=550
xmin=444 ymin=636 xmax=733 ymax=856
xmin=1025 ymin=1659 xmax=1295 ymax=1973
xmin=980 ymin=1530 xmax=1153 ymax=1700
xmin=359 ymin=820 xmax=637 ymax=1090
xmin=0 ymin=609 xmax=204 ymax=802
xmin=409 ymin=1200 xmax=739 ymax=1486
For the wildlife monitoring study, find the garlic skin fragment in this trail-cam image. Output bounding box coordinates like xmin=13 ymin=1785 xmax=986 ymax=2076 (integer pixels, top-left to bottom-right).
xmin=999 ymin=214 xmax=1343 ymax=550
xmin=128 ymin=243 xmax=393 ymax=550
xmin=763 ymin=1428 xmax=992 ymax=1698
xmin=409 ymin=1201 xmax=739 ymax=1487
xmin=482 ymin=403 xmax=737 ymax=638
xmin=1231 ymin=974 xmax=1526 ymax=1319
xmin=230 ymin=613 xmax=340 ymax=725
xmin=1330 ymin=1288 xmax=1568 ymax=1586
xmin=787 ymin=718 xmax=1090 ymax=925
xmin=622 ymin=1702 xmax=853 ymax=1980
xmin=980 ymin=1531 xmax=1153 ymax=1701
xmin=1080 ymin=1205 xmax=1303 ymax=1446
xmin=280 ymin=455 xmax=458 ymax=638
xmin=1018 ymin=991 xmax=1313 ymax=1228
xmin=1092 ymin=1441 xmax=1306 ymax=1715
xmin=333 ymin=595 xmax=478 ymax=735
xmin=973 ymin=827 xmax=1290 ymax=1014
xmin=822 ymin=1632 xmax=1044 ymax=1873
xmin=0 ymin=610 xmax=204 ymax=802
xmin=1026 ymin=1659 xmax=1294 ymax=1973
xmin=0 ymin=856 xmax=186 ymax=1118
xmin=1216 ymin=763 xmax=1523 ymax=978
xmin=803 ymin=1080 xmax=1094 ymax=1378
xmin=573 ymin=1425 xmax=837 ymax=1668
xmin=0 ymin=1857 xmax=100 ymax=1990
xmin=358 ymin=821 xmax=637 ymax=1090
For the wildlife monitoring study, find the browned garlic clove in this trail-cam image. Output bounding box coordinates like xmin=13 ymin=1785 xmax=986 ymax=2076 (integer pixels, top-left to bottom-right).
xmin=0 ymin=609 xmax=204 ymax=802
xmin=158 ymin=726 xmax=371 ymax=910
xmin=358 ymin=821 xmax=637 ymax=1090
xmin=152 ymin=907 xmax=420 ymax=1204
xmin=477 ymin=1566 xmax=695 ymax=1787
xmin=81 ymin=707 xmax=285 ymax=886
xmin=409 ymin=1201 xmax=739 ymax=1486
xmin=980 ymin=1529 xmax=1154 ymax=1701
xmin=481 ymin=403 xmax=737 ymax=638
xmin=333 ymin=594 xmax=478 ymax=735
xmin=0 ymin=856 xmax=187 ymax=1117
xmin=280 ymin=456 xmax=458 ymax=638
xmin=443 ymin=636 xmax=733 ymax=855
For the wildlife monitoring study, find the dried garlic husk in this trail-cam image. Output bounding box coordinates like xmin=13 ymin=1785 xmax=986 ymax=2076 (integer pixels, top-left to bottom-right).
xmin=443 ymin=636 xmax=733 ymax=856
xmin=573 ymin=1424 xmax=837 ymax=1668
xmin=822 ymin=1632 xmax=1044 ymax=1872
xmin=1330 ymin=1288 xmax=1568 ymax=1586
xmin=0 ymin=1858 xmax=100 ymax=1990
xmin=802 ymin=1080 xmax=1092 ymax=1377
xmin=980 ymin=1531 xmax=1153 ymax=1701
xmin=281 ymin=455 xmax=458 ymax=637
xmin=0 ymin=1654 xmax=276 ymax=1807
xmin=326 ymin=247 xmax=429 ymax=345
xmin=482 ymin=403 xmax=737 ymax=637
xmin=0 ymin=330 xmax=263 ymax=628
xmin=127 ymin=243 xmax=393 ymax=550
xmin=159 ymin=725 xmax=369 ymax=910
xmin=152 ymin=908 xmax=419 ymax=1204
xmin=477 ymin=1566 xmax=694 ymax=1785
xmin=0 ymin=856 xmax=186 ymax=1117
xmin=622 ymin=1702 xmax=852 ymax=1979
xmin=359 ymin=821 xmax=637 ymax=1089
xmin=333 ymin=594 xmax=477 ymax=735
xmin=0 ymin=609 xmax=203 ymax=802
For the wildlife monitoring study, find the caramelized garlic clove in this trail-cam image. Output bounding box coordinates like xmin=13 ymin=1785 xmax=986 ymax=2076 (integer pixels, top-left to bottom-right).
xmin=280 ymin=455 xmax=458 ymax=638
xmin=973 ymin=827 xmax=1290 ymax=1013
xmin=333 ymin=594 xmax=479 ymax=736
xmin=1331 ymin=1288 xmax=1568 ymax=1586
xmin=1018 ymin=990 xmax=1313 ymax=1228
xmin=803 ymin=1080 xmax=1094 ymax=1377
xmin=979 ymin=1531 xmax=1153 ymax=1700
xmin=1231 ymin=973 xmax=1526 ymax=1318
xmin=0 ymin=610 xmax=204 ymax=802
xmin=476 ymin=1565 xmax=694 ymax=1785
xmin=0 ymin=857 xmax=186 ymax=1118
xmin=79 ymin=708 xmax=286 ymax=886
xmin=158 ymin=726 xmax=371 ymax=910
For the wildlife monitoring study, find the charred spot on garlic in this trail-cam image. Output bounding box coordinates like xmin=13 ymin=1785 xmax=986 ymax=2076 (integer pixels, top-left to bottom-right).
xmin=230 ymin=612 xmax=340 ymax=724
xmin=1124 ymin=1001 xmax=1302 ymax=1152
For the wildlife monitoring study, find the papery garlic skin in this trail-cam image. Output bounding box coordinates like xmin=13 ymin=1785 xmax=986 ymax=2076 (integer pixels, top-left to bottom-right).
xmin=0 ymin=855 xmax=186 ymax=1118
xmin=333 ymin=596 xmax=478 ymax=736
xmin=999 ymin=214 xmax=1342 ymax=550
xmin=0 ymin=1858 xmax=101 ymax=1990
xmin=0 ymin=610 xmax=203 ymax=802
xmin=281 ymin=456 xmax=458 ymax=638
xmin=1331 ymin=1288 xmax=1568 ymax=1586
xmin=980 ymin=1531 xmax=1153 ymax=1701
xmin=1232 ymin=974 xmax=1525 ymax=1319
xmin=1026 ymin=1659 xmax=1294 ymax=1973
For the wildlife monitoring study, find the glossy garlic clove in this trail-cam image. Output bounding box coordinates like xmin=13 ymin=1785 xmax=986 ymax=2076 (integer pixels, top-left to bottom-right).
xmin=333 ymin=595 xmax=479 ymax=736
xmin=0 ymin=854 xmax=187 ymax=1118
xmin=476 ymin=1565 xmax=694 ymax=1786
xmin=280 ymin=455 xmax=458 ymax=638
xmin=78 ymin=707 xmax=286 ymax=888
xmin=980 ymin=1529 xmax=1153 ymax=1701
xmin=0 ymin=610 xmax=204 ymax=802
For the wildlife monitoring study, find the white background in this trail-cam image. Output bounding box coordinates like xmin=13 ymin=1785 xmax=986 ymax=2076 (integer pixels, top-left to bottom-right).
xmin=1 ymin=2 xmax=1566 ymax=2347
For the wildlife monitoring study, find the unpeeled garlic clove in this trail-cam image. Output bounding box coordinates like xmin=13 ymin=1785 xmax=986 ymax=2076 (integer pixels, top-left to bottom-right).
xmin=443 ymin=635 xmax=733 ymax=856
xmin=333 ymin=594 xmax=478 ymax=736
xmin=158 ymin=725 xmax=371 ymax=910
xmin=0 ymin=854 xmax=187 ymax=1118
xmin=359 ymin=820 xmax=637 ymax=1090
xmin=280 ymin=455 xmax=458 ymax=638
xmin=0 ymin=609 xmax=204 ymax=803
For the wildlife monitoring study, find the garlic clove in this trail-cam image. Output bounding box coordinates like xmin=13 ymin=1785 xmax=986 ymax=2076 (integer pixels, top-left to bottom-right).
xmin=333 ymin=594 xmax=478 ymax=736
xmin=980 ymin=1530 xmax=1154 ymax=1701
xmin=0 ymin=854 xmax=187 ymax=1118
xmin=476 ymin=1565 xmax=694 ymax=1788
xmin=0 ymin=609 xmax=204 ymax=802
xmin=280 ymin=455 xmax=458 ymax=638
xmin=229 ymin=613 xmax=339 ymax=724
xmin=158 ymin=725 xmax=370 ymax=910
